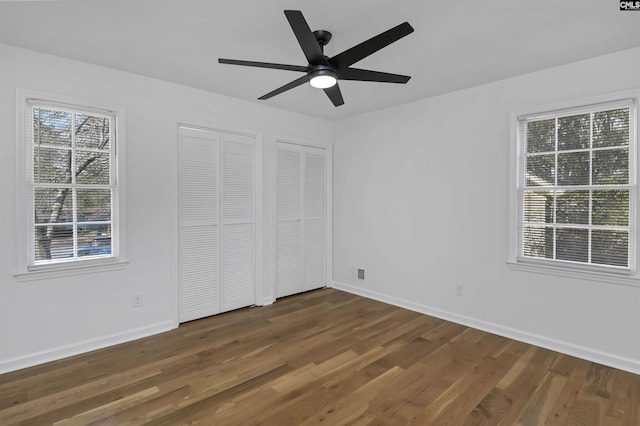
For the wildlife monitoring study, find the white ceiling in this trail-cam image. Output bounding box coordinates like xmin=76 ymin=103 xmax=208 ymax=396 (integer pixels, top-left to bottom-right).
xmin=1 ymin=0 xmax=640 ymax=120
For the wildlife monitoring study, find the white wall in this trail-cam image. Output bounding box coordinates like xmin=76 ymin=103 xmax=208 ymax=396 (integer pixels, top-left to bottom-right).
xmin=0 ymin=43 xmax=333 ymax=373
xmin=333 ymin=47 xmax=640 ymax=372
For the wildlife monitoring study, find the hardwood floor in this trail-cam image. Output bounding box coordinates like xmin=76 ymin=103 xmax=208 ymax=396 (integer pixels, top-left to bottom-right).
xmin=1 ymin=288 xmax=639 ymax=425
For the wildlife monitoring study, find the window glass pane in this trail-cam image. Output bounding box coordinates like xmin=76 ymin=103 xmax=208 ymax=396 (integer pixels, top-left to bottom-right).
xmin=556 ymin=228 xmax=588 ymax=263
xmin=592 ymin=230 xmax=628 ymax=267
xmin=557 ymin=151 xmax=589 ymax=186
xmin=34 ymin=147 xmax=72 ymax=184
xmin=523 ymin=226 xmax=553 ymax=259
xmin=526 ymin=154 xmax=555 ymax=186
xmin=558 ymin=114 xmax=590 ymax=151
xmin=78 ymin=225 xmax=112 ymax=257
xmin=76 ymin=114 xmax=110 ymax=150
xmin=523 ymin=190 xmax=553 ymax=223
xmin=33 ymin=108 xmax=71 ymax=147
xmin=556 ymin=190 xmax=589 ymax=224
xmin=526 ymin=119 xmax=555 ymax=153
xmin=592 ymin=148 xmax=629 ymax=185
xmin=34 ymin=225 xmax=73 ymax=261
xmin=593 ymin=108 xmax=629 ymax=148
xmin=77 ymin=188 xmax=111 ymax=221
xmin=592 ymin=190 xmax=629 ymax=226
xmin=35 ymin=188 xmax=73 ymax=224
xmin=76 ymin=151 xmax=110 ymax=184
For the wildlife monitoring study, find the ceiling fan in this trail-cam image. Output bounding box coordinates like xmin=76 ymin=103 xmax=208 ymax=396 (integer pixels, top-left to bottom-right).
xmin=218 ymin=10 xmax=414 ymax=107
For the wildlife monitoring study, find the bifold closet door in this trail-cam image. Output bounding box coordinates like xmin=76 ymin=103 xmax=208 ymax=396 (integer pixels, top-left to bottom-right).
xmin=302 ymin=149 xmax=326 ymax=292
xmin=276 ymin=147 xmax=301 ymax=298
xmin=179 ymin=127 xmax=256 ymax=323
xmin=179 ymin=128 xmax=220 ymax=322
xmin=220 ymin=134 xmax=256 ymax=312
xmin=276 ymin=143 xmax=327 ymax=298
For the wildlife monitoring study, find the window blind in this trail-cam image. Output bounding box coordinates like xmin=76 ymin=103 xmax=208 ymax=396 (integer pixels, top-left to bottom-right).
xmin=517 ymin=100 xmax=635 ymax=270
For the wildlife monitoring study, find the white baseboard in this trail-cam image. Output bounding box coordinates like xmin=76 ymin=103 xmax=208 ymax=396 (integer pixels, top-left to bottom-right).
xmin=0 ymin=320 xmax=175 ymax=374
xmin=332 ymin=281 xmax=640 ymax=375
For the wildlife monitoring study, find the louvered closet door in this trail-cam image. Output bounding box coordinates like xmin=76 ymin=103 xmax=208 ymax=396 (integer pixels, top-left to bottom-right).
xmin=178 ymin=128 xmax=220 ymax=322
xmin=303 ymin=148 xmax=326 ymax=291
xmin=221 ymin=134 xmax=256 ymax=311
xmin=276 ymin=143 xmax=327 ymax=298
xmin=276 ymin=146 xmax=302 ymax=298
xmin=179 ymin=127 xmax=257 ymax=323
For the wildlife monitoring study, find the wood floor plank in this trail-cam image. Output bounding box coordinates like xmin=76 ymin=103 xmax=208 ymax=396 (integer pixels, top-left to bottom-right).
xmin=1 ymin=288 xmax=638 ymax=425
xmin=513 ymin=370 xmax=567 ymax=425
xmin=605 ymin=370 xmax=638 ymax=423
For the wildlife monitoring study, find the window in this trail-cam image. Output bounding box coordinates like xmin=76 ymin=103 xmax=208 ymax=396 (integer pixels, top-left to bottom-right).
xmin=516 ymin=99 xmax=636 ymax=272
xmin=23 ymin=98 xmax=121 ymax=270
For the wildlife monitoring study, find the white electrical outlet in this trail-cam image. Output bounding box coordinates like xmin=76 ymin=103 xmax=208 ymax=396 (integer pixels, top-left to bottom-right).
xmin=132 ymin=293 xmax=143 ymax=308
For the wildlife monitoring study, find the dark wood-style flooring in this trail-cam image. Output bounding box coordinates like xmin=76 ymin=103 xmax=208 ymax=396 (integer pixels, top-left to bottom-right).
xmin=1 ymin=288 xmax=639 ymax=425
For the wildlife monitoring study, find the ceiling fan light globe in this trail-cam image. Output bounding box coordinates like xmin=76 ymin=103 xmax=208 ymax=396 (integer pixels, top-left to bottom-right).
xmin=309 ymin=69 xmax=337 ymax=89
xmin=310 ymin=75 xmax=337 ymax=88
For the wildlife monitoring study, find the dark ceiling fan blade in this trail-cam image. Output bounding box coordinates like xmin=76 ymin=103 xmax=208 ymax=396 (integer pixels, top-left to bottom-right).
xmin=219 ymin=58 xmax=307 ymax=73
xmin=284 ymin=10 xmax=328 ymax=65
xmin=258 ymin=75 xmax=309 ymax=100
xmin=339 ymin=67 xmax=411 ymax=83
xmin=323 ymin=84 xmax=344 ymax=107
xmin=329 ymin=22 xmax=414 ymax=70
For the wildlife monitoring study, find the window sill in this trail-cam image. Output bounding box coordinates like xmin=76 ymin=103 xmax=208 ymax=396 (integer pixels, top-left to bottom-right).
xmin=15 ymin=259 xmax=129 ymax=282
xmin=506 ymin=260 xmax=640 ymax=288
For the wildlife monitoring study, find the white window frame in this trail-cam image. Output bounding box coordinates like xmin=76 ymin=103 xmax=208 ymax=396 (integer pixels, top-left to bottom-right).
xmin=508 ymin=90 xmax=640 ymax=286
xmin=15 ymin=89 xmax=128 ymax=281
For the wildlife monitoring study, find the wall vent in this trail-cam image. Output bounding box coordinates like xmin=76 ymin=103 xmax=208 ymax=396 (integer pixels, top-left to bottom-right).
xmin=357 ymin=268 xmax=365 ymax=280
